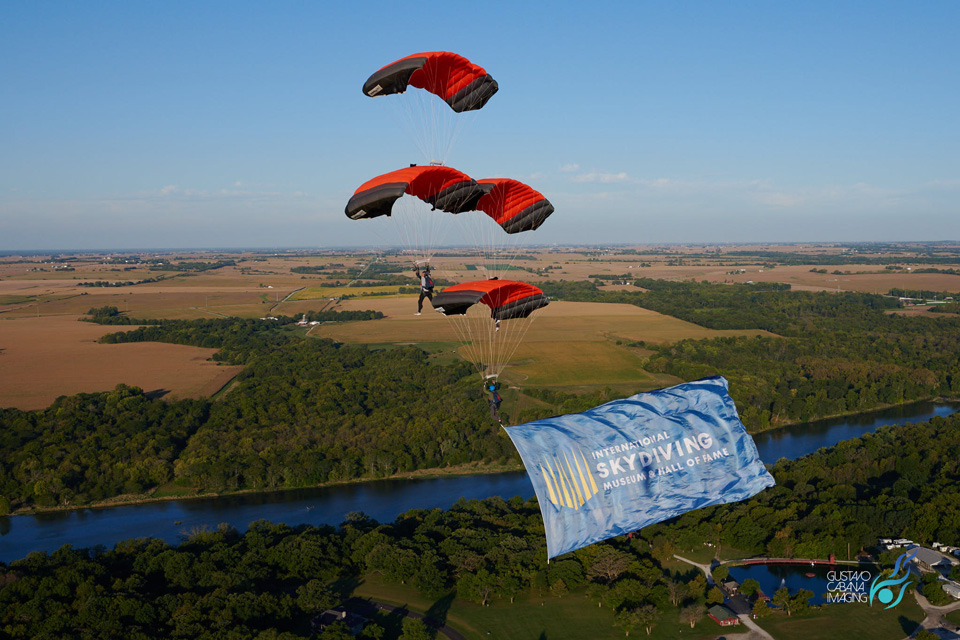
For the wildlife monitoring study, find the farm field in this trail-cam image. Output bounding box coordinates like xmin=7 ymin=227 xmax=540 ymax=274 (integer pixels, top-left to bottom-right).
xmin=0 ymin=315 xmax=243 ymax=410
xmin=311 ymin=298 xmax=774 ymax=388
xmin=3 ymin=245 xmax=959 ymax=403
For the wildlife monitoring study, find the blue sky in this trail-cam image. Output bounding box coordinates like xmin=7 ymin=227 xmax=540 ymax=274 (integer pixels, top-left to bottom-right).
xmin=1 ymin=1 xmax=958 ymax=250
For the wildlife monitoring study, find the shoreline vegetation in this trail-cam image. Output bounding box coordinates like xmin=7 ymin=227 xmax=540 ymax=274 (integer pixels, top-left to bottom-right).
xmin=6 ymin=396 xmax=960 ymax=516
xmin=5 ymin=394 xmax=956 ymax=518
xmin=4 ymin=459 xmax=526 ymax=517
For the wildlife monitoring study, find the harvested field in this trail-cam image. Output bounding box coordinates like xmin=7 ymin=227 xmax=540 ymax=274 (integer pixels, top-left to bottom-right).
xmin=0 ymin=316 xmax=243 ymax=410
xmin=699 ymin=264 xmax=960 ymax=293
xmin=289 ymin=285 xmax=407 ymax=300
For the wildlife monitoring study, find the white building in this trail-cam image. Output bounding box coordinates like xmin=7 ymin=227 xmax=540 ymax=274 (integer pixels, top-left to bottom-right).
xmin=911 ymin=548 xmax=959 ymax=572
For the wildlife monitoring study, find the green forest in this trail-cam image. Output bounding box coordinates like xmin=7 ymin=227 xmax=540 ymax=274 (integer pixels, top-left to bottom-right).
xmin=3 ymin=413 xmax=958 ymax=639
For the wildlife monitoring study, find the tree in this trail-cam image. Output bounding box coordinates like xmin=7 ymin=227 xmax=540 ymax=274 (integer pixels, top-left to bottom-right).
xmin=666 ymin=579 xmax=686 ymax=606
xmin=772 ymin=587 xmax=791 ymax=615
xmin=360 ymin=623 xmax=385 ymax=640
xmin=707 ymin=586 xmax=724 ymax=605
xmin=921 ymin=580 xmax=951 ymax=606
xmin=711 ymin=565 xmax=729 ymax=583
xmin=739 ymin=578 xmax=761 ymax=598
xmin=679 ymin=603 xmax=706 ymax=628
xmin=295 ymin=579 xmax=336 ymax=612
xmin=687 ymin=573 xmax=707 ymax=600
xmin=753 ymin=599 xmax=772 ymax=618
xmin=398 ymin=617 xmax=432 ymax=640
xmin=636 ymin=604 xmax=660 ymax=636
xmin=320 ymin=622 xmax=354 ymax=640
xmin=789 ymin=588 xmax=814 ymax=615
xmin=550 ymin=578 xmax=568 ymax=598
xmin=587 ymin=547 xmax=633 ymax=585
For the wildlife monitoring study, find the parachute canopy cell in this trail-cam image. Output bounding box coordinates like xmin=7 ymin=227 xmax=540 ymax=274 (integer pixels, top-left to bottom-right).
xmin=362 ymin=51 xmax=499 ymax=113
xmin=345 ymin=165 xmax=486 ymax=221
xmin=477 ymin=179 xmax=555 ymax=234
xmin=431 ymin=280 xmax=549 ymax=320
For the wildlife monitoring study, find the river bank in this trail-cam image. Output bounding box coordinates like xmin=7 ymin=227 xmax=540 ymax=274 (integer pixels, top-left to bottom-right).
xmin=2 ymin=399 xmax=958 ymax=563
xmin=4 ymin=459 xmax=526 ymax=517
xmin=6 ymin=396 xmax=958 ymax=518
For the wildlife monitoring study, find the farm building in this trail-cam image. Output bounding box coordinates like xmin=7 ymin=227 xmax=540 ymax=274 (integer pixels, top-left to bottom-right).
xmin=707 ymin=605 xmax=740 ymax=626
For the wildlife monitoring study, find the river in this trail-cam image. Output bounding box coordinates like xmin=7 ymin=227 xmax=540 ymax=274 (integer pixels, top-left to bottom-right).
xmin=1 ymin=400 xmax=957 ymax=563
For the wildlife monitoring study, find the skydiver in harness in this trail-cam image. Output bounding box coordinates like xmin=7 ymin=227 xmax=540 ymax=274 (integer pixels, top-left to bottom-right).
xmin=486 ymin=379 xmax=503 ymax=425
xmin=414 ymin=265 xmax=434 ymax=315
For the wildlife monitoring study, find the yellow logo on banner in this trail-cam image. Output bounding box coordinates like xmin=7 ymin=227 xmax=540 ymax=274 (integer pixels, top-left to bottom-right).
xmin=539 ymin=448 xmax=599 ymax=510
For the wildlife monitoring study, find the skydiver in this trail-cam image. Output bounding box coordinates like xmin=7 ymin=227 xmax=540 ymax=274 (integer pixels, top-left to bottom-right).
xmin=486 ymin=379 xmax=503 ymax=425
xmin=414 ymin=265 xmax=434 ymax=315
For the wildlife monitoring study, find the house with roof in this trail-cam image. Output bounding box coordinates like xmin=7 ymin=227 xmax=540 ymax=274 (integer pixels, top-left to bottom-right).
xmin=312 ymin=607 xmax=368 ymax=636
xmin=721 ymin=579 xmax=740 ymax=595
xmin=707 ymin=604 xmax=741 ymax=626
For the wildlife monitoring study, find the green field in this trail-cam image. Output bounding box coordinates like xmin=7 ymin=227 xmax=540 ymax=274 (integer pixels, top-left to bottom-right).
xmin=946 ymin=609 xmax=960 ymax=626
xmin=354 ymin=574 xmax=747 ymax=639
xmin=508 ymin=340 xmax=674 ymax=387
xmin=754 ymin=599 xmax=924 ymax=640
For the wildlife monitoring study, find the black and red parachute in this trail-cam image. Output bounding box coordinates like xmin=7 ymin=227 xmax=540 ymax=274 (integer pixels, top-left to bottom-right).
xmin=431 ymin=280 xmax=549 ymax=320
xmin=345 ymin=165 xmax=486 ymax=221
xmin=476 ymin=179 xmax=555 ymax=234
xmin=363 ymin=51 xmax=498 ymax=113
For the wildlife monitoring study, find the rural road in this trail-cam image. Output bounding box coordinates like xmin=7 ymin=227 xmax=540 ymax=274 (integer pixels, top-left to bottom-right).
xmin=904 ymin=589 xmax=960 ymax=639
xmin=674 ymin=554 xmax=716 ymax=585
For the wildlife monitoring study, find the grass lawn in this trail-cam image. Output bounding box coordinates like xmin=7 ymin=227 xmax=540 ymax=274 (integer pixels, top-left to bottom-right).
xmin=754 ymin=599 xmax=924 ymax=640
xmin=946 ymin=609 xmax=960 ymax=626
xmin=353 ymin=574 xmax=747 ymax=639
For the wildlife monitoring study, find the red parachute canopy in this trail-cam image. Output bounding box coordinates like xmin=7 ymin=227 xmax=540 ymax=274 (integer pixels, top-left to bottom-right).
xmin=476 ymin=179 xmax=555 ymax=234
xmin=431 ymin=280 xmax=549 ymax=320
xmin=345 ymin=165 xmax=486 ymax=221
xmin=362 ymin=51 xmax=499 ymax=113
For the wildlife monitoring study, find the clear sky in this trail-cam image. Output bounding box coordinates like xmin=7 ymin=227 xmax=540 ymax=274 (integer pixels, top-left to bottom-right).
xmin=2 ymin=1 xmax=958 ymax=250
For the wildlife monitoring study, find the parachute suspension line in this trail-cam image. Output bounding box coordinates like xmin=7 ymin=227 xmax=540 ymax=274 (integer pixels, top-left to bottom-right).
xmin=385 ymin=65 xmax=480 ymax=166
xmin=457 ymin=211 xmax=528 ymax=281
xmin=368 ymin=199 xmax=455 ymax=268
xmin=441 ymin=299 xmax=544 ymax=380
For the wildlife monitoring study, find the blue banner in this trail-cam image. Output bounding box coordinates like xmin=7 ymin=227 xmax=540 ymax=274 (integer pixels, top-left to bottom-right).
xmin=504 ymin=377 xmax=775 ymax=558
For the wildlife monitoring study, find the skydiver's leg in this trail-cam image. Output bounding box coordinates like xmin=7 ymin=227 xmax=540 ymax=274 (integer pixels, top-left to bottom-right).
xmin=417 ymin=290 xmax=433 ymax=313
